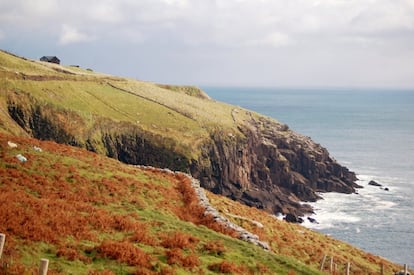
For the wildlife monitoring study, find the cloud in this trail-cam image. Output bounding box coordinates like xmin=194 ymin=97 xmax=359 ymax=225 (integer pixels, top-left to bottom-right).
xmin=0 ymin=30 xmax=4 ymax=40
xmin=58 ymin=24 xmax=94 ymax=45
xmin=349 ymin=1 xmax=414 ymax=33
xmin=1 ymin=0 xmax=413 ymax=87
xmin=246 ymin=32 xmax=291 ymax=48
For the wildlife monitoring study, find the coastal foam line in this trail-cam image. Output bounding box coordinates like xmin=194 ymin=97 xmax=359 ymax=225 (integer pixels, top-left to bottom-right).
xmin=303 ymin=174 xmax=397 ymax=230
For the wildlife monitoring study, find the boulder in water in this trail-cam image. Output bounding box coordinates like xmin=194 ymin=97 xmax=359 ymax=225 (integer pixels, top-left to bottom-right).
xmin=307 ymin=217 xmax=319 ymax=224
xmin=368 ymin=180 xmax=382 ymax=187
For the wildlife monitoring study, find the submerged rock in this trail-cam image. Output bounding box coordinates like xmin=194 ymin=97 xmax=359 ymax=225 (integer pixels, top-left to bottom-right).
xmin=368 ymin=180 xmax=382 ymax=187
xmin=307 ymin=217 xmax=319 ymax=224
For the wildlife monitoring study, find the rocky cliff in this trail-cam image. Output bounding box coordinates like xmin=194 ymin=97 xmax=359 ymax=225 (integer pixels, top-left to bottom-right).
xmin=6 ymin=94 xmax=359 ymax=219
xmin=1 ymin=50 xmax=360 ymax=220
xmin=192 ymin=114 xmax=359 ymax=218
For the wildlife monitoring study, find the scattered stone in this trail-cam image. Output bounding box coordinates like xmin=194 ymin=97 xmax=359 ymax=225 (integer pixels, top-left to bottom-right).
xmin=16 ymin=154 xmax=27 ymax=162
xmin=7 ymin=141 xmax=18 ymax=148
xmin=33 ymin=146 xmax=42 ymax=152
xmin=368 ymin=180 xmax=382 ymax=187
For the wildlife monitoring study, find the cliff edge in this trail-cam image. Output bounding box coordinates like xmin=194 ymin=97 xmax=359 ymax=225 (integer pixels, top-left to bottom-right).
xmin=0 ymin=50 xmax=359 ymax=219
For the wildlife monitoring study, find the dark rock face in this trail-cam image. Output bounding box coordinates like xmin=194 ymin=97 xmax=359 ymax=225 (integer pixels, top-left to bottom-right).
xmin=192 ymin=116 xmax=360 ymax=217
xmin=285 ymin=213 xmax=304 ymax=223
xmin=100 ymin=132 xmax=189 ymax=172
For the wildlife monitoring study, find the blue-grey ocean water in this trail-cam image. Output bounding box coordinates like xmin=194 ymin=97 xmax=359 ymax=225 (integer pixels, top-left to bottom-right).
xmin=203 ymin=87 xmax=414 ymax=267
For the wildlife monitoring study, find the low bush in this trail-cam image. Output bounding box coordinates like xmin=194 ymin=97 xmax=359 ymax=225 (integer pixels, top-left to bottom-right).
xmin=208 ymin=260 xmax=246 ymax=274
xmin=96 ymin=240 xmax=153 ymax=269
xmin=203 ymin=240 xmax=226 ymax=256
xmin=160 ymin=231 xmax=199 ymax=250
xmin=165 ymin=248 xmax=200 ymax=269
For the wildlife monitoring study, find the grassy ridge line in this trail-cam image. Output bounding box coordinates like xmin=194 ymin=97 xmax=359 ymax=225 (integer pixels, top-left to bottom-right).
xmin=1 ymin=50 xmax=223 ymax=158
xmin=0 ymin=132 xmax=323 ymax=274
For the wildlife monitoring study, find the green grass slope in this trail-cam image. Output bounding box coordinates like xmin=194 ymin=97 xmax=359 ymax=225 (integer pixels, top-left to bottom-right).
xmin=0 ymin=50 xmax=254 ymax=161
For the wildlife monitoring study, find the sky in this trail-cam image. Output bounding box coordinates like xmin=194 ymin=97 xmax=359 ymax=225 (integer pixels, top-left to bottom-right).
xmin=1 ymin=0 xmax=414 ymax=88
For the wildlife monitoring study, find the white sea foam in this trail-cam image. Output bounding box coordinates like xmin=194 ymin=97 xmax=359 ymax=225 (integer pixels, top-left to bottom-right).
xmin=304 ymin=174 xmax=398 ymax=230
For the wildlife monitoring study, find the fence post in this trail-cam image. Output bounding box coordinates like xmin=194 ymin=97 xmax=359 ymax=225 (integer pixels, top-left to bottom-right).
xmin=380 ymin=263 xmax=384 ymax=275
xmin=320 ymin=254 xmax=327 ymax=270
xmin=404 ymin=264 xmax=408 ymax=275
xmin=346 ymin=262 xmax=351 ymax=275
xmin=0 ymin=233 xmax=5 ymax=260
xmin=39 ymin=258 xmax=49 ymax=275
xmin=330 ymin=256 xmax=334 ymax=273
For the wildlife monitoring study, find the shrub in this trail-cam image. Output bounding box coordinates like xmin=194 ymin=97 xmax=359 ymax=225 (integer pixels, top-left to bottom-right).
xmin=129 ymin=226 xmax=157 ymax=246
xmin=57 ymin=244 xmax=91 ymax=263
xmin=160 ymin=231 xmax=199 ymax=250
xmin=208 ymin=260 xmax=244 ymax=274
xmin=96 ymin=240 xmax=153 ymax=269
xmin=203 ymin=240 xmax=226 ymax=256
xmin=165 ymin=248 xmax=200 ymax=269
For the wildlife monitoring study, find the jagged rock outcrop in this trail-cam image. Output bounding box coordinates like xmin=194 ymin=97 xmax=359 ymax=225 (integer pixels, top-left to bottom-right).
xmin=192 ymin=115 xmax=359 ymax=217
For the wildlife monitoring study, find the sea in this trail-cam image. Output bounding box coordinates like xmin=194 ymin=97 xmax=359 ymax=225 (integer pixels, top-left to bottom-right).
xmin=202 ymin=87 xmax=414 ymax=268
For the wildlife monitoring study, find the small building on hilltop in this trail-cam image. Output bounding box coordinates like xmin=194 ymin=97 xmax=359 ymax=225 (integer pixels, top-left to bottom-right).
xmin=40 ymin=56 xmax=60 ymax=64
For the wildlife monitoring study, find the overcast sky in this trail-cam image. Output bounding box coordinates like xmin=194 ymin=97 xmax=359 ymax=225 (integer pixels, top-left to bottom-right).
xmin=1 ymin=0 xmax=414 ymax=88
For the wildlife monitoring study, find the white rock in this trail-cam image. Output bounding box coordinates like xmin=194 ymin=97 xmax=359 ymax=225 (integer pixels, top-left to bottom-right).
xmin=16 ymin=154 xmax=27 ymax=162
xmin=8 ymin=141 xmax=18 ymax=148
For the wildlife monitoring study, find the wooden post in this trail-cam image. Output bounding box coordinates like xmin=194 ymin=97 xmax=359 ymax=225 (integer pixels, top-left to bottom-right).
xmin=380 ymin=263 xmax=384 ymax=275
xmin=320 ymin=254 xmax=327 ymax=270
xmin=0 ymin=233 xmax=5 ymax=260
xmin=346 ymin=262 xmax=351 ymax=275
xmin=330 ymin=256 xmax=334 ymax=273
xmin=39 ymin=258 xmax=49 ymax=275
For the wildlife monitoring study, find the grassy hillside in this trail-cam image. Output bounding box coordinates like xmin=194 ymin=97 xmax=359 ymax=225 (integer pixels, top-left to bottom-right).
xmin=0 ymin=133 xmax=404 ymax=274
xmin=1 ymin=132 xmax=325 ymax=274
xmin=0 ymin=50 xmax=253 ymax=160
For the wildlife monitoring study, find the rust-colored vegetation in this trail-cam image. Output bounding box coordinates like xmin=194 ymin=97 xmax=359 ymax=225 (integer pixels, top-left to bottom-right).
xmin=96 ymin=240 xmax=153 ymax=269
xmin=208 ymin=260 xmax=247 ymax=274
xmin=0 ymin=131 xmax=406 ymax=274
xmin=160 ymin=231 xmax=199 ymax=250
xmin=172 ymin=173 xmax=238 ymax=238
xmin=0 ymin=133 xmax=240 ymax=273
xmin=203 ymin=240 xmax=226 ymax=256
xmin=165 ymin=248 xmax=200 ymax=269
